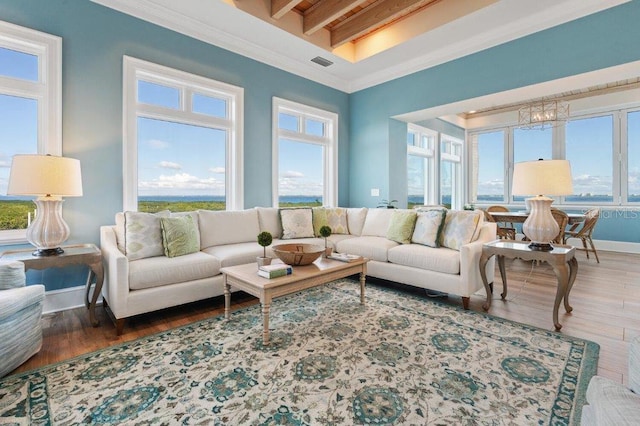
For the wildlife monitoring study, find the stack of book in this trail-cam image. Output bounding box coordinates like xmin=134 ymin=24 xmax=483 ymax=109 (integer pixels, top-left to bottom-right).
xmin=258 ymin=263 xmax=293 ymax=279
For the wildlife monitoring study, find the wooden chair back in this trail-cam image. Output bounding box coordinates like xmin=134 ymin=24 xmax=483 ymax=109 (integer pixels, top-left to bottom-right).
xmin=550 ymin=209 xmax=569 ymax=244
xmin=487 ymin=205 xmax=510 ymax=213
xmin=573 ymin=208 xmax=600 ymax=237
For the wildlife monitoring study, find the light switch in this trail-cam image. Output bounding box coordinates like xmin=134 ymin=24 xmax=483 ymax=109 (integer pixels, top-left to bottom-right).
xmin=371 ymin=188 xmax=380 ymax=196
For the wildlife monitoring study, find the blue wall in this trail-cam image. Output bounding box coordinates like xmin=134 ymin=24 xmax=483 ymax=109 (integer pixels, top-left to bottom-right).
xmin=1 ymin=0 xmax=349 ymax=290
xmin=349 ymin=1 xmax=640 ymax=243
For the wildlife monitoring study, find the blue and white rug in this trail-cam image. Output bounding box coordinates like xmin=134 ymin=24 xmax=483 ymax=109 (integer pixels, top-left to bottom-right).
xmin=0 ymin=279 xmax=598 ymax=425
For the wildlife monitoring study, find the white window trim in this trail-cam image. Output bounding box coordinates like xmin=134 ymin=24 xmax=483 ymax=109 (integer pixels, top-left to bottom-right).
xmin=440 ymin=134 xmax=463 ymax=209
xmin=272 ymin=97 xmax=338 ymax=207
xmin=0 ymin=20 xmax=61 ymax=244
xmin=123 ymin=56 xmax=244 ymax=211
xmin=407 ymin=123 xmax=437 ymax=205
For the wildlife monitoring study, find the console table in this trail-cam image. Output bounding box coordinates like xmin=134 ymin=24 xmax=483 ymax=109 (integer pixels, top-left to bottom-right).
xmin=478 ymin=240 xmax=578 ymax=331
xmin=0 ymin=244 xmax=104 ymax=326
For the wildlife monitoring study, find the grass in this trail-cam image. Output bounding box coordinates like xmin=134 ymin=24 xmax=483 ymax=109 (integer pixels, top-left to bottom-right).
xmin=0 ymin=200 xmax=326 ymax=230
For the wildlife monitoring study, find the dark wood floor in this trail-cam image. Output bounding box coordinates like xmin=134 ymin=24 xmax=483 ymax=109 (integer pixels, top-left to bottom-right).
xmin=10 ymin=250 xmax=640 ymax=385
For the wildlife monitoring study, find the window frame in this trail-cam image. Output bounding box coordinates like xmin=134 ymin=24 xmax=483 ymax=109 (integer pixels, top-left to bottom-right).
xmin=440 ymin=133 xmax=463 ymax=209
xmin=407 ymin=123 xmax=437 ymax=206
xmin=123 ymin=56 xmax=244 ymax=211
xmin=272 ymin=97 xmax=338 ymax=207
xmin=0 ymin=20 xmax=62 ymax=244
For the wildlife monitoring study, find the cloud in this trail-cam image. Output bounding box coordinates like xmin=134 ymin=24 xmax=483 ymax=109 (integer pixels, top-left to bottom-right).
xmin=0 ymin=160 xmax=10 ymax=168
xmin=158 ymin=161 xmax=181 ymax=170
xmin=147 ymin=139 xmax=169 ymax=149
xmin=139 ymin=173 xmax=224 ymax=191
xmin=282 ymin=170 xmax=304 ymax=178
xmin=209 ymin=167 xmax=225 ymax=174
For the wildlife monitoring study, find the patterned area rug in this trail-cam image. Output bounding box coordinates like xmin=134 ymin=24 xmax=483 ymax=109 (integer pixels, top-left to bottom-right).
xmin=0 ymin=279 xmax=598 ymax=425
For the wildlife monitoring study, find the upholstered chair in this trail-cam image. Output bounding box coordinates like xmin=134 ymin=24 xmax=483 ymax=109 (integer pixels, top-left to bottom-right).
xmin=0 ymin=260 xmax=45 ymax=377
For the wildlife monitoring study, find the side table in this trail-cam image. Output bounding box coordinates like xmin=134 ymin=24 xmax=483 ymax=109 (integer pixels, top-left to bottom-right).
xmin=0 ymin=244 xmax=104 ymax=326
xmin=478 ymin=240 xmax=578 ymax=331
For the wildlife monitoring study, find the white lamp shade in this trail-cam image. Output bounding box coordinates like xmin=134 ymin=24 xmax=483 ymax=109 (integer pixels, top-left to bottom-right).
xmin=512 ymin=159 xmax=573 ymax=196
xmin=7 ymin=154 xmax=83 ymax=197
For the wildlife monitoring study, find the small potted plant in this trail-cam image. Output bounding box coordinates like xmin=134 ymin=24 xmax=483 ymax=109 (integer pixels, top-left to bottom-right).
xmin=319 ymin=225 xmax=332 ymax=257
xmin=378 ymin=199 xmax=398 ymax=209
xmin=256 ymin=231 xmax=273 ymax=266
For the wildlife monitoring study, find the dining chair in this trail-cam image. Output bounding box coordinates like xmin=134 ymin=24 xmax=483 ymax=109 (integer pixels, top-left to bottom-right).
xmin=482 ymin=209 xmax=516 ymax=240
xmin=550 ymin=209 xmax=569 ymax=244
xmin=563 ymin=207 xmax=601 ymax=263
xmin=486 ymin=205 xmax=515 ymax=230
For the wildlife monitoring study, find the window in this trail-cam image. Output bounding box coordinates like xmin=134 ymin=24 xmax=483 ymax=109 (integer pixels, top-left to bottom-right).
xmin=123 ymin=57 xmax=244 ymax=212
xmin=627 ymin=110 xmax=640 ymax=203
xmin=0 ymin=20 xmax=61 ymax=243
xmin=468 ymin=108 xmax=634 ymax=206
xmin=440 ymin=134 xmax=463 ymax=209
xmin=273 ymin=97 xmax=338 ymax=207
xmin=407 ymin=124 xmax=436 ymax=207
xmin=469 ymin=130 xmax=506 ymax=203
xmin=565 ymin=115 xmax=614 ymax=203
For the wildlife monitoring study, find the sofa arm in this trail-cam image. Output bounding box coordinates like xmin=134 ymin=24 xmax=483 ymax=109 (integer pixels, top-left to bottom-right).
xmin=459 ymin=223 xmax=497 ymax=296
xmin=100 ymin=225 xmax=130 ymax=319
xmin=0 ymin=285 xmax=44 ymax=322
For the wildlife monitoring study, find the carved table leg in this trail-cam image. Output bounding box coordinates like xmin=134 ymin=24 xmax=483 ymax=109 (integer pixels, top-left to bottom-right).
xmin=359 ymin=271 xmax=366 ymax=305
xmin=87 ymin=261 xmax=104 ymax=327
xmin=262 ymin=301 xmax=271 ymax=345
xmin=497 ymin=255 xmax=507 ymax=299
xmin=564 ymin=257 xmax=578 ymax=313
xmin=224 ymin=275 xmax=231 ymax=320
xmin=551 ymin=262 xmax=570 ymax=331
xmin=479 ymin=252 xmax=494 ymax=311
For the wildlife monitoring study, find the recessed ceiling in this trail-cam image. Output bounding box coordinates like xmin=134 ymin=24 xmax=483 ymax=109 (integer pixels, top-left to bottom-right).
xmin=92 ymin=0 xmax=628 ymax=92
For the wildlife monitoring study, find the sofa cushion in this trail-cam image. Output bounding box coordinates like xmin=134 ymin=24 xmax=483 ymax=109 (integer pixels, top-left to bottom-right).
xmin=124 ymin=210 xmax=171 ymax=260
xmin=198 ymin=209 xmax=260 ymax=249
xmin=202 ymin=242 xmax=265 ymax=268
xmin=387 ymin=244 xmax=460 ymax=275
xmin=256 ymin=207 xmax=282 ymax=238
xmin=412 ymin=209 xmax=447 ymax=248
xmin=347 ymin=208 xmax=368 ymax=236
xmin=440 ymin=210 xmax=483 ymax=251
xmin=326 ymin=208 xmax=349 ymax=234
xmin=361 ymin=208 xmax=397 ymax=237
xmin=0 ymin=260 xmax=26 ymax=290
xmin=335 ymin=236 xmax=398 ymax=262
xmin=585 ymin=376 xmax=640 ymax=426
xmin=160 ymin=216 xmax=200 ymax=258
xmin=280 ymin=208 xmax=314 ymax=239
xmin=128 ymin=252 xmax=221 ymax=290
xmin=386 ymin=210 xmax=417 ymax=244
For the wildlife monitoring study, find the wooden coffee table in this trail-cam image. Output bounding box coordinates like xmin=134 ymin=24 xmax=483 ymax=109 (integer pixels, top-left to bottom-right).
xmin=221 ymin=257 xmax=368 ymax=345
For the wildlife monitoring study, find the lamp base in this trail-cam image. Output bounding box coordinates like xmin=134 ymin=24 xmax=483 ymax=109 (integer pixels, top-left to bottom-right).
xmin=32 ymin=247 xmax=65 ymax=257
xmin=527 ymin=242 xmax=554 ymax=252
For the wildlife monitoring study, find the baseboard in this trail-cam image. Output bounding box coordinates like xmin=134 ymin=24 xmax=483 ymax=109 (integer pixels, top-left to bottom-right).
xmin=42 ymin=238 xmax=639 ymax=313
xmin=43 ymin=285 xmax=102 ymax=315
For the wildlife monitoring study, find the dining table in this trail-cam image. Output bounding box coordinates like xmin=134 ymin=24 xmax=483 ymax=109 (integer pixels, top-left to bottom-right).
xmin=489 ymin=210 xmax=585 ymax=225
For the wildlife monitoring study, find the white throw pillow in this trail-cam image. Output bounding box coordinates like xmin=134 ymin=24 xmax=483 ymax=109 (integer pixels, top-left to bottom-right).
xmin=255 ymin=207 xmax=282 ymax=238
xmin=280 ymin=208 xmax=314 ymax=239
xmin=360 ymin=208 xmax=397 ymax=237
xmin=411 ymin=209 xmax=447 ymax=248
xmin=124 ymin=210 xmax=170 ymax=260
xmin=440 ymin=210 xmax=483 ymax=251
xmin=0 ymin=260 xmax=26 ymax=290
xmin=198 ymin=209 xmax=260 ymax=249
xmin=346 ymin=207 xmax=368 ymax=236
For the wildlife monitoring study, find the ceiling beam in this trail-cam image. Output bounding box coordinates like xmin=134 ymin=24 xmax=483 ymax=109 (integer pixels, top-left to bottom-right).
xmin=304 ymin=0 xmax=369 ymax=35
xmin=271 ymin=0 xmax=300 ymax=19
xmin=330 ymin=0 xmax=439 ymax=47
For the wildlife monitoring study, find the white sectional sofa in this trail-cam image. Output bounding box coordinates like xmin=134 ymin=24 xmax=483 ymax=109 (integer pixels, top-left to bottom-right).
xmin=100 ymin=206 xmax=496 ymax=334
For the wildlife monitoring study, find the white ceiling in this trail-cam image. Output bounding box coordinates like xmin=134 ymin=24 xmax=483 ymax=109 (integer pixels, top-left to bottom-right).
xmin=92 ymin=0 xmax=628 ymax=93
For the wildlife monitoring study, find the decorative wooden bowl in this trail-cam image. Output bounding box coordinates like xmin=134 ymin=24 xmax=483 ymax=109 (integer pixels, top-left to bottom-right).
xmin=272 ymin=243 xmax=325 ymax=266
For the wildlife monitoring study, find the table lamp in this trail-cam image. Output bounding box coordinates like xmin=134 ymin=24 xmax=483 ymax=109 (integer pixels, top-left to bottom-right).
xmin=512 ymin=159 xmax=573 ymax=251
xmin=7 ymin=154 xmax=83 ymax=256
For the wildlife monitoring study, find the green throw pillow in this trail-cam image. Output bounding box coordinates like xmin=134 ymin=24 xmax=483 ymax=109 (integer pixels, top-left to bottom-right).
xmin=160 ymin=216 xmax=199 ymax=258
xmin=312 ymin=207 xmax=329 ymax=237
xmin=386 ymin=210 xmax=418 ymax=244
